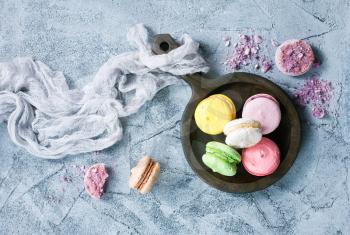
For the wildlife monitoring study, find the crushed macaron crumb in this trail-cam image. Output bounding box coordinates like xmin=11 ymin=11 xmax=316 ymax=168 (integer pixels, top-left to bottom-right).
xmin=278 ymin=40 xmax=314 ymax=74
xmin=271 ymin=39 xmax=280 ymax=47
xmin=84 ymin=164 xmax=109 ymax=199
xmin=293 ymin=73 xmax=333 ymax=118
xmin=224 ymin=34 xmax=273 ymax=73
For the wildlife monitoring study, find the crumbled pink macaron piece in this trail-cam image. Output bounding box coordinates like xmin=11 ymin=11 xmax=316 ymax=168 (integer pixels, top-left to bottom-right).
xmin=275 ymin=39 xmax=314 ymax=76
xmin=261 ymin=60 xmax=272 ymax=73
xmin=312 ymin=107 xmax=325 ymax=118
xmin=271 ymin=39 xmax=280 ymax=47
xmin=84 ymin=163 xmax=109 ymax=199
xmin=225 ymin=34 xmax=273 ymax=73
xmin=253 ymin=35 xmax=263 ymax=44
xmin=293 ymin=73 xmax=333 ymax=119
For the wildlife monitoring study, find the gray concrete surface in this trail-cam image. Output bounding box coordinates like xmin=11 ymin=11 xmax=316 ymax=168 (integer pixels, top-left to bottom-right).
xmin=0 ymin=0 xmax=349 ymax=234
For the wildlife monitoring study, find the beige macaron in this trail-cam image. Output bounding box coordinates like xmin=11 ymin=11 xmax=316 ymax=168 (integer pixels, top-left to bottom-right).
xmin=129 ymin=156 xmax=160 ymax=194
xmin=224 ymin=118 xmax=262 ymax=149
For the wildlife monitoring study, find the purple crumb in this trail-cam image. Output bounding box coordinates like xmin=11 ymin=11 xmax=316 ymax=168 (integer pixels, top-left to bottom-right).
xmin=225 ymin=34 xmax=273 ymax=72
xmin=312 ymin=107 xmax=325 ymax=118
xmin=312 ymin=56 xmax=321 ymax=68
xmin=312 ymin=62 xmax=321 ymax=68
xmin=261 ymin=60 xmax=272 ymax=73
xmin=271 ymin=39 xmax=280 ymax=47
xmin=293 ymin=73 xmax=333 ymax=118
xmin=254 ymin=35 xmax=263 ymax=44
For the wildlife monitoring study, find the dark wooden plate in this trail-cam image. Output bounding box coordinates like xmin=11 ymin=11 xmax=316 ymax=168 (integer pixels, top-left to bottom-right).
xmin=153 ymin=35 xmax=301 ymax=193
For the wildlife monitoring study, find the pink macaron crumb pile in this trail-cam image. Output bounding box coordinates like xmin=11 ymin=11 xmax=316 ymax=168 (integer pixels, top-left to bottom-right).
xmin=84 ymin=163 xmax=109 ymax=199
xmin=224 ymin=34 xmax=273 ymax=73
xmin=293 ymin=73 xmax=333 ymax=118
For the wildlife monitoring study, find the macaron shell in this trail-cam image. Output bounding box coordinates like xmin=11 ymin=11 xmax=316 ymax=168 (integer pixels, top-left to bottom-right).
xmin=214 ymin=94 xmax=236 ymax=118
xmin=242 ymin=95 xmax=281 ymax=135
xmin=202 ymin=153 xmax=237 ymax=176
xmin=224 ymin=118 xmax=261 ymax=136
xmin=206 ymin=141 xmax=241 ymax=163
xmin=225 ymin=127 xmax=262 ymax=148
xmin=242 ymin=137 xmax=280 ymax=176
xmin=194 ymin=94 xmax=235 ymax=135
xmin=244 ymin=93 xmax=278 ymax=106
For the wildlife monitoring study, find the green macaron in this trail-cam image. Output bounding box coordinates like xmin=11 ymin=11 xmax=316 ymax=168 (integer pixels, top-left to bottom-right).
xmin=206 ymin=141 xmax=241 ymax=163
xmin=202 ymin=141 xmax=241 ymax=176
xmin=202 ymin=153 xmax=237 ymax=176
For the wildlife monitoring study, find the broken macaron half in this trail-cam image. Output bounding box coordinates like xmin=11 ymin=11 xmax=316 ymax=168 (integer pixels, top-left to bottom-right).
xmin=129 ymin=156 xmax=160 ymax=194
xmin=84 ymin=163 xmax=109 ymax=199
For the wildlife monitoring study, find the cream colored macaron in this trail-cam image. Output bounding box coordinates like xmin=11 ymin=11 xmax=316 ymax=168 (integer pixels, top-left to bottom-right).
xmin=224 ymin=118 xmax=262 ymax=148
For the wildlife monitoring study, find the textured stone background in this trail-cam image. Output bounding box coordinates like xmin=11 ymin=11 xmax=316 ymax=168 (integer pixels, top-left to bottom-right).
xmin=0 ymin=0 xmax=349 ymax=234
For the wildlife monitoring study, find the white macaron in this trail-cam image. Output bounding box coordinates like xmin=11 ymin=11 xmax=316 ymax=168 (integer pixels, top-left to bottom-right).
xmin=224 ymin=118 xmax=262 ymax=149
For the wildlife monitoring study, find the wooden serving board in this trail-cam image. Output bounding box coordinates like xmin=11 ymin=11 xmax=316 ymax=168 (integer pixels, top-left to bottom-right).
xmin=153 ymin=34 xmax=301 ymax=193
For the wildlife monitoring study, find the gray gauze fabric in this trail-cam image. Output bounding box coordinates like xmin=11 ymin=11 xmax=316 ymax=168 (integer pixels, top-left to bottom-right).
xmin=0 ymin=24 xmax=209 ymax=159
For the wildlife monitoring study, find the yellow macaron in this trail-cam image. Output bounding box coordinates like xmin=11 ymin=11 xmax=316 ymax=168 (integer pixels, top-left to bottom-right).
xmin=194 ymin=94 xmax=236 ymax=135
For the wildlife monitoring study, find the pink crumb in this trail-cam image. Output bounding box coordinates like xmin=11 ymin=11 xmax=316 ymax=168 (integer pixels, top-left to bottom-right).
xmin=271 ymin=39 xmax=280 ymax=47
xmin=313 ymin=62 xmax=320 ymax=68
xmin=261 ymin=60 xmax=272 ymax=73
xmin=293 ymin=73 xmax=333 ymax=119
xmin=84 ymin=163 xmax=109 ymax=199
xmin=225 ymin=34 xmax=273 ymax=72
xmin=253 ymin=35 xmax=263 ymax=44
xmin=312 ymin=107 xmax=325 ymax=118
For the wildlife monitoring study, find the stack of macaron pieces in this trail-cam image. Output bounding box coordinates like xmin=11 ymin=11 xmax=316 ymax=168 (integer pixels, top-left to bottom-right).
xmin=194 ymin=93 xmax=282 ymax=177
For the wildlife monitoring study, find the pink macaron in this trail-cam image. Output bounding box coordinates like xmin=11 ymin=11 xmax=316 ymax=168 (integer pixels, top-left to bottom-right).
xmin=275 ymin=39 xmax=314 ymax=76
xmin=242 ymin=137 xmax=280 ymax=176
xmin=242 ymin=94 xmax=281 ymax=135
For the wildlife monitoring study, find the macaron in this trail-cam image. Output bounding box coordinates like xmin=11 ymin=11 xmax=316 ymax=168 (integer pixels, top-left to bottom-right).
xmin=242 ymin=94 xmax=281 ymax=135
xmin=84 ymin=163 xmax=109 ymax=199
xmin=242 ymin=137 xmax=280 ymax=176
xmin=194 ymin=94 xmax=236 ymax=135
xmin=223 ymin=118 xmax=262 ymax=149
xmin=202 ymin=141 xmax=241 ymax=176
xmin=129 ymin=156 xmax=160 ymax=194
xmin=275 ymin=39 xmax=314 ymax=76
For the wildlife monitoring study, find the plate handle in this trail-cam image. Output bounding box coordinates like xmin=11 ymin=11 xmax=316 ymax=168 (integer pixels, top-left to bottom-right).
xmin=152 ymin=34 xmax=208 ymax=97
xmin=152 ymin=34 xmax=179 ymax=55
